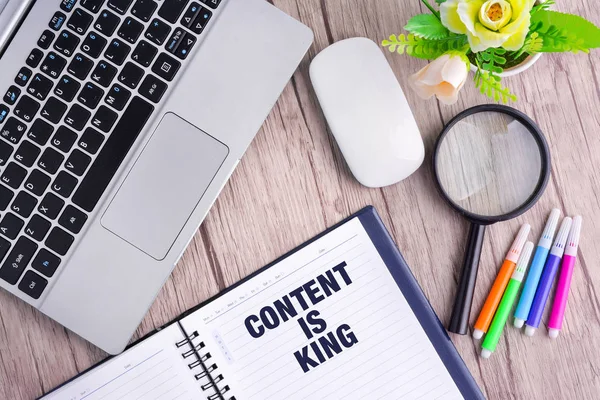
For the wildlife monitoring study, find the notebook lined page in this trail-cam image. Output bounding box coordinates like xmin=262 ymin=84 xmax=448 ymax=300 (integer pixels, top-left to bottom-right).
xmin=181 ymin=217 xmax=463 ymax=400
xmin=42 ymin=325 xmax=204 ymax=400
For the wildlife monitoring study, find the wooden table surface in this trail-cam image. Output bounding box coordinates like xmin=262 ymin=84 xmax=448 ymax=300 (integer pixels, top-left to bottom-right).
xmin=2 ymin=1 xmax=600 ymax=399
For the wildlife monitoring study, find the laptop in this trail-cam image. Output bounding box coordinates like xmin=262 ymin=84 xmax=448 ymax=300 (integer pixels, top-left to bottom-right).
xmin=0 ymin=0 xmax=313 ymax=354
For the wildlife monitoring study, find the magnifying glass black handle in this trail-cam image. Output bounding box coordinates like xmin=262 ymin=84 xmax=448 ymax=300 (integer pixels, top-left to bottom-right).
xmin=448 ymin=223 xmax=486 ymax=335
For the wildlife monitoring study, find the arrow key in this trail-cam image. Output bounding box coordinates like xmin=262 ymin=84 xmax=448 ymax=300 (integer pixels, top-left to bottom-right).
xmin=175 ymin=35 xmax=196 ymax=60
xmin=181 ymin=2 xmax=201 ymax=28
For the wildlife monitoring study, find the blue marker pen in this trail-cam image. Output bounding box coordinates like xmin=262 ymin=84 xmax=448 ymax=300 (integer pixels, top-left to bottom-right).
xmin=524 ymin=217 xmax=572 ymax=337
xmin=513 ymin=209 xmax=560 ymax=328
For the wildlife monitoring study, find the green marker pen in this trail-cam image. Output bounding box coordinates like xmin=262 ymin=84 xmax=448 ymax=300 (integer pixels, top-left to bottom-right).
xmin=481 ymin=241 xmax=534 ymax=359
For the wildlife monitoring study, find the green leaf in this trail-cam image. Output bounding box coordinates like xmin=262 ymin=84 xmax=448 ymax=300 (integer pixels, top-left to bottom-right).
xmin=404 ymin=14 xmax=450 ymax=40
xmin=531 ymin=0 xmax=555 ymax=14
xmin=435 ymin=0 xmax=447 ymax=3
xmin=474 ymin=63 xmax=517 ymax=103
xmin=531 ymin=10 xmax=600 ymax=50
xmin=514 ymin=32 xmax=543 ymax=57
xmin=381 ymin=34 xmax=467 ymax=60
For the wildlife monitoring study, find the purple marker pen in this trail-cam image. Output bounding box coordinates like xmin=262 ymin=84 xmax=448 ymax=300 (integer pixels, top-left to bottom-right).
xmin=524 ymin=217 xmax=572 ymax=337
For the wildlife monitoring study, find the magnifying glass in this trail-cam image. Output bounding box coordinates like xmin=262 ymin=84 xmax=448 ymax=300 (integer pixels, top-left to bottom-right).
xmin=433 ymin=104 xmax=550 ymax=335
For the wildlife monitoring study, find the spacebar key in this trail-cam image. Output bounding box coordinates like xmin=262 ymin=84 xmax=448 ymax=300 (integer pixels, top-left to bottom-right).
xmin=73 ymin=97 xmax=154 ymax=212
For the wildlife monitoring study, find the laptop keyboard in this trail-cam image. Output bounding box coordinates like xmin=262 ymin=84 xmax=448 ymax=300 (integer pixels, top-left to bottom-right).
xmin=0 ymin=0 xmax=221 ymax=300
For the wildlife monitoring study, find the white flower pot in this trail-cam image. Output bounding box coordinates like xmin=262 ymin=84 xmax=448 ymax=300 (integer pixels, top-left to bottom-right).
xmin=470 ymin=52 xmax=542 ymax=78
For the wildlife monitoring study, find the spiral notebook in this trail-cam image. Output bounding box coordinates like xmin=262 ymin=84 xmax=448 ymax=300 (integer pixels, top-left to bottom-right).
xmin=41 ymin=207 xmax=483 ymax=400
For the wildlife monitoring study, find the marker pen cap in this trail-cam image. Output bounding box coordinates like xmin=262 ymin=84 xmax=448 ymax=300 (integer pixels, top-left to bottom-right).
xmin=512 ymin=242 xmax=534 ymax=281
xmin=564 ymin=216 xmax=582 ymax=257
xmin=550 ymin=217 xmax=572 ymax=257
xmin=539 ymin=209 xmax=561 ymax=249
xmin=506 ymin=224 xmax=531 ymax=263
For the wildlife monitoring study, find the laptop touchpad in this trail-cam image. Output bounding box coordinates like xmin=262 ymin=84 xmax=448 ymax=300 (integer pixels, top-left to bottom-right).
xmin=102 ymin=113 xmax=229 ymax=260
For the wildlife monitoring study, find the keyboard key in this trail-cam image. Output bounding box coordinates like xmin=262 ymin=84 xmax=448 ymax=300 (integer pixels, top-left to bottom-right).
xmin=91 ymin=60 xmax=117 ymax=87
xmin=1 ymin=162 xmax=27 ymax=189
xmin=94 ymin=10 xmax=120 ymax=36
xmin=132 ymin=40 xmax=157 ymax=67
xmin=15 ymin=67 xmax=32 ymax=87
xmin=166 ymin=28 xmax=185 ymax=54
xmin=118 ymin=62 xmax=144 ymax=89
xmin=32 ymin=249 xmax=61 ymax=278
xmin=73 ymin=97 xmax=153 ymax=212
xmin=104 ymin=39 xmax=130 ymax=65
xmin=67 ymin=8 xmax=93 ymax=35
xmin=81 ymin=31 xmax=107 ymax=58
xmin=181 ymin=2 xmax=200 ymax=28
xmin=26 ymin=49 xmax=44 ymax=68
xmin=159 ymin=0 xmax=188 ymax=23
xmin=131 ymin=0 xmax=157 ymax=22
xmin=151 ymin=53 xmax=180 ymax=82
xmin=0 ymin=117 xmax=27 ymax=144
xmin=118 ymin=17 xmax=144 ymax=44
xmin=4 ymin=85 xmax=20 ymax=105
xmin=0 ymin=141 xmax=12 ymax=166
xmin=40 ymin=52 xmax=67 ymax=79
xmin=45 ymin=227 xmax=74 ymax=256
xmin=0 ymin=185 xmax=14 ymax=210
xmin=14 ymin=95 xmax=40 ymax=122
xmin=78 ymin=127 xmax=104 ymax=153
xmin=0 ymin=236 xmax=37 ymax=284
xmin=65 ymin=149 xmax=92 ymax=176
xmin=18 ymin=270 xmax=48 ymax=299
xmin=91 ymin=105 xmax=117 ymax=132
xmin=40 ymin=97 xmax=68 ymax=123
xmin=175 ymin=34 xmax=195 ymax=59
xmin=0 ymin=237 xmax=9 ymax=262
xmin=11 ymin=191 xmax=37 ymax=218
xmin=78 ymin=82 xmax=104 ymax=109
xmin=24 ymin=169 xmax=51 ymax=196
xmin=200 ymin=0 xmax=220 ymax=9
xmin=52 ymin=171 xmax=78 ymax=198
xmin=27 ymin=74 xmax=54 ymax=101
xmin=64 ymin=104 xmax=91 ymax=131
xmin=51 ymin=126 xmax=78 ymax=153
xmin=38 ymin=30 xmax=56 ymax=50
xmin=190 ymin=6 xmax=211 ymax=34
xmin=27 ymin=119 xmax=54 ymax=146
xmin=68 ymin=53 xmax=94 ymax=80
xmin=14 ymin=141 xmax=41 ymax=167
xmin=81 ymin=0 xmax=105 ymax=13
xmin=38 ymin=193 xmax=65 ymax=219
xmin=145 ymin=19 xmax=170 ymax=45
xmin=138 ymin=74 xmax=167 ymax=103
xmin=25 ymin=215 xmax=52 ymax=241
xmin=54 ymin=30 xmax=80 ymax=57
xmin=61 ymin=0 xmax=78 ymax=13
xmin=108 ymin=0 xmax=134 ymax=14
xmin=54 ymin=75 xmax=81 ymax=102
xmin=0 ymin=213 xmax=24 ymax=240
xmin=49 ymin=11 xmax=67 ymax=31
xmin=104 ymin=84 xmax=130 ymax=111
xmin=0 ymin=104 xmax=9 ymax=125
xmin=59 ymin=205 xmax=88 ymax=234
xmin=38 ymin=148 xmax=65 ymax=174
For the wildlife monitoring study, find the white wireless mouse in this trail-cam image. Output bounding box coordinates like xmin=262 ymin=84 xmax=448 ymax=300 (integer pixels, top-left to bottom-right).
xmin=310 ymin=37 xmax=424 ymax=188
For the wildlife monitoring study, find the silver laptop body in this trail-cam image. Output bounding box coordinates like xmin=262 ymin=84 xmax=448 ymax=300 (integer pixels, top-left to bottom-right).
xmin=0 ymin=0 xmax=312 ymax=354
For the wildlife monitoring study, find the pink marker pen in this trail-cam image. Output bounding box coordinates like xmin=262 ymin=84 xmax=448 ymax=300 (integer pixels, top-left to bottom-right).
xmin=548 ymin=216 xmax=582 ymax=339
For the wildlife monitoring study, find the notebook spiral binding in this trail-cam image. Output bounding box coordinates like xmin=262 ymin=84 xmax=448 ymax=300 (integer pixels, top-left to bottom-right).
xmin=175 ymin=327 xmax=236 ymax=400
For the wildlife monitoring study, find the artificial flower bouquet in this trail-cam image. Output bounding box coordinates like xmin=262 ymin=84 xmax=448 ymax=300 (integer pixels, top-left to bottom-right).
xmin=382 ymin=0 xmax=600 ymax=104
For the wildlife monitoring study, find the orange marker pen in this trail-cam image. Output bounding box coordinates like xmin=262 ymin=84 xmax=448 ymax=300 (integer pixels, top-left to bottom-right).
xmin=473 ymin=224 xmax=530 ymax=340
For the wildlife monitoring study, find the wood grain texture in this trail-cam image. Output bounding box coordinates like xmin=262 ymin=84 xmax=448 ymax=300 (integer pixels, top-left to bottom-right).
xmin=1 ymin=0 xmax=599 ymax=399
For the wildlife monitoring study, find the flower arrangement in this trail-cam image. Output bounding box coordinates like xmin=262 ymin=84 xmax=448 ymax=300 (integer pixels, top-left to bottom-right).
xmin=382 ymin=0 xmax=600 ymax=104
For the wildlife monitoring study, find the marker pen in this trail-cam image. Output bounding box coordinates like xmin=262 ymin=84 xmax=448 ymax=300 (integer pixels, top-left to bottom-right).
xmin=513 ymin=209 xmax=560 ymax=328
xmin=481 ymin=241 xmax=534 ymax=359
xmin=473 ymin=224 xmax=530 ymax=340
xmin=525 ymin=217 xmax=572 ymax=337
xmin=548 ymin=216 xmax=582 ymax=339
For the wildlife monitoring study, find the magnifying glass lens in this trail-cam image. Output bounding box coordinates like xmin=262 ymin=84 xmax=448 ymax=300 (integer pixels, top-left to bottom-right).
xmin=436 ymin=112 xmax=542 ymax=217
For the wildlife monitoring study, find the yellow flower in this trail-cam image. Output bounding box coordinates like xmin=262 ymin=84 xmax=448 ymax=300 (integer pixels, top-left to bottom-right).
xmin=441 ymin=0 xmax=535 ymax=52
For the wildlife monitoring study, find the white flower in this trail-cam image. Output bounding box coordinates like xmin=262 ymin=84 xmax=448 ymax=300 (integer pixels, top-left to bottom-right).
xmin=409 ymin=53 xmax=469 ymax=105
